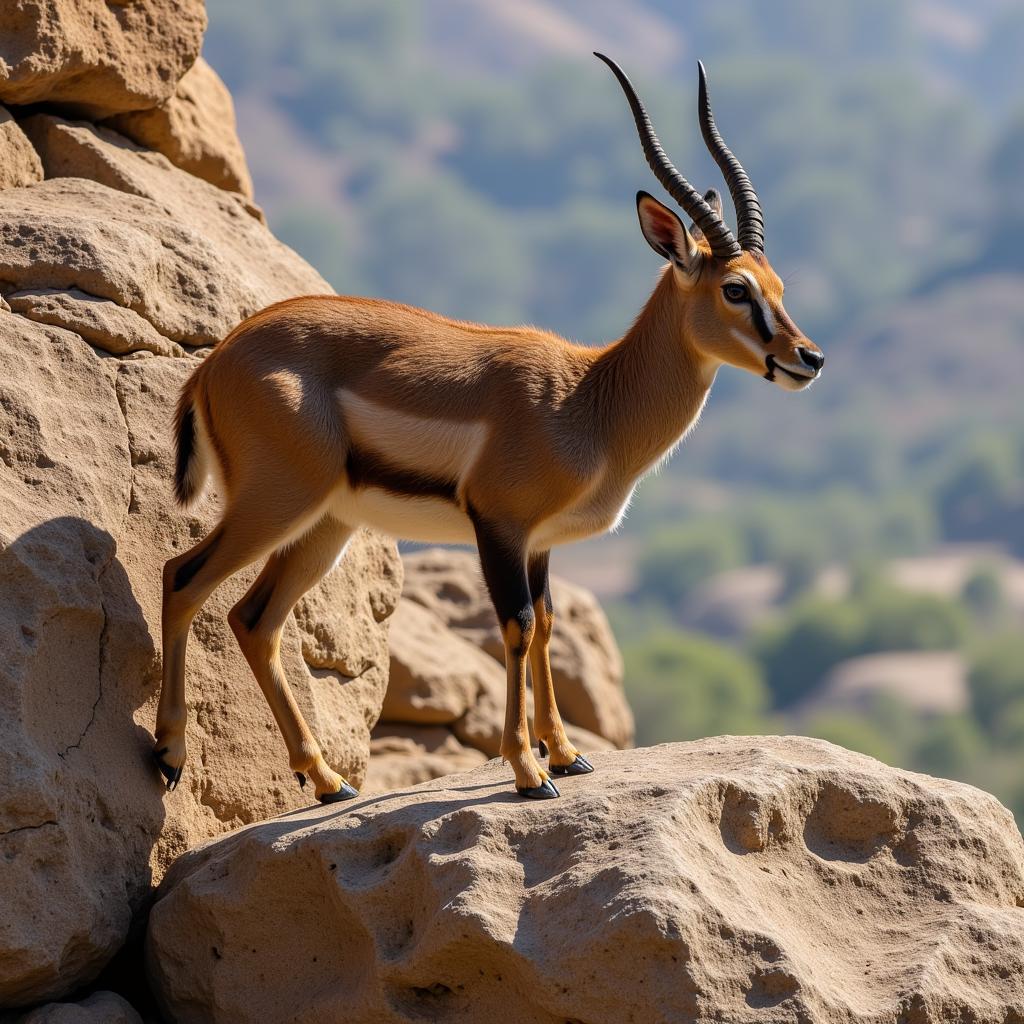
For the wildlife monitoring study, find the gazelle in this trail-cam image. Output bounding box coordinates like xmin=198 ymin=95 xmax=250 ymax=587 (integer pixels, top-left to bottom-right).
xmin=155 ymin=54 xmax=823 ymax=802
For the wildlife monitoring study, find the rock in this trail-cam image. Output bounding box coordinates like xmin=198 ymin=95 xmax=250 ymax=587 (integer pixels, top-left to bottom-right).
xmin=362 ymin=724 xmax=488 ymax=796
xmin=6 ymin=288 xmax=184 ymax=357
xmin=382 ymin=600 xmax=501 ymax=725
xmin=14 ymin=991 xmax=142 ymax=1024
xmin=0 ymin=108 xmax=400 ymax=1009
xmin=6 ymin=117 xmax=313 ymax=348
xmin=105 ymin=58 xmax=253 ymax=198
xmin=0 ymin=1 xmax=206 ymax=118
xmin=146 ymin=736 xmax=1024 ymax=1024
xmin=0 ymin=108 xmax=43 ymax=191
xmin=402 ymin=549 xmax=634 ymax=747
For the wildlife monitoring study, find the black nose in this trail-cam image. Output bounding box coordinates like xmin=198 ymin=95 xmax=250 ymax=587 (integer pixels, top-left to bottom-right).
xmin=797 ymin=346 xmax=824 ymax=372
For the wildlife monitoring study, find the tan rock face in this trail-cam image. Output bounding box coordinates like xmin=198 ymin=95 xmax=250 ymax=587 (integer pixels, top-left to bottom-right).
xmin=382 ymin=599 xmax=502 ymax=725
xmin=15 ymin=991 xmax=142 ymax=1024
xmin=8 ymin=117 xmax=315 ymax=346
xmin=401 ymin=548 xmax=634 ymax=748
xmin=0 ymin=108 xmax=42 ymax=191
xmin=146 ymin=736 xmax=1024 ymax=1024
xmin=105 ymin=58 xmax=253 ymax=198
xmin=0 ymin=1 xmax=206 ymax=118
xmin=0 ymin=111 xmax=401 ymax=1008
xmin=362 ymin=724 xmax=488 ymax=796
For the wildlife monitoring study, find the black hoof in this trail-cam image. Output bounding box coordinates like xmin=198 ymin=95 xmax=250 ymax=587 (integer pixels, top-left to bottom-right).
xmin=516 ymin=778 xmax=560 ymax=800
xmin=153 ymin=747 xmax=183 ymax=791
xmin=319 ymin=781 xmax=359 ymax=804
xmin=549 ymin=754 xmax=594 ymax=776
xmin=295 ymin=772 xmax=307 ymax=790
xmin=538 ymin=739 xmax=548 ymax=758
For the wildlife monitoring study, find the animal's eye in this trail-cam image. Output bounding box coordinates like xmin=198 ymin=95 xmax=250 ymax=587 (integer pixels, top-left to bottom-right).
xmin=722 ymin=282 xmax=749 ymax=303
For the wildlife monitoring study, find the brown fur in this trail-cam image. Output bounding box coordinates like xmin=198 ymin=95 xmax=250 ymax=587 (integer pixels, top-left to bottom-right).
xmin=154 ymin=199 xmax=822 ymax=798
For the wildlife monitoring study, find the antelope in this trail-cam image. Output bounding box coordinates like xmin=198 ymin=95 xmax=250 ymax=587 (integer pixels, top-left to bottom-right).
xmin=154 ymin=54 xmax=823 ymax=802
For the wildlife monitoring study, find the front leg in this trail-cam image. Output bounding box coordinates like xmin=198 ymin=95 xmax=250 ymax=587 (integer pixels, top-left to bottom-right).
xmin=528 ymin=551 xmax=594 ymax=778
xmin=472 ymin=513 xmax=559 ymax=800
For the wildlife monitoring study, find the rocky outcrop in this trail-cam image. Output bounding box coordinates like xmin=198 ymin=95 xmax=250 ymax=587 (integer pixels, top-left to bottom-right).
xmin=0 ymin=1 xmax=207 ymax=118
xmin=105 ymin=58 xmax=253 ymax=198
xmin=146 ymin=736 xmax=1024 ymax=1023
xmin=0 ymin=55 xmax=401 ymax=1012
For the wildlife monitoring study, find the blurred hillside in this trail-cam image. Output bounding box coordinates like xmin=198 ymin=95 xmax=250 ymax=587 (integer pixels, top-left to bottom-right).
xmin=203 ymin=0 xmax=1024 ymax=820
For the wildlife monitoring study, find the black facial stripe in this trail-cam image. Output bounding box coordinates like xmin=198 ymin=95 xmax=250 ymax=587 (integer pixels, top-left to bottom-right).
xmin=747 ymin=298 xmax=773 ymax=344
xmin=346 ymin=447 xmax=457 ymax=503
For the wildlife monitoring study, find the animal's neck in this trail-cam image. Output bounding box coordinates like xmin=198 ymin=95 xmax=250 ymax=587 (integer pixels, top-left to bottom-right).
xmin=584 ymin=269 xmax=718 ymax=478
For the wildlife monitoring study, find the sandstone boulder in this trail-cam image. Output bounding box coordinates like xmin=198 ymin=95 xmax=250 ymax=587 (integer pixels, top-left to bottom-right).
xmin=105 ymin=58 xmax=254 ymax=198
xmin=146 ymin=736 xmax=1024 ymax=1024
xmin=362 ymin=724 xmax=488 ymax=796
xmin=402 ymin=548 xmax=633 ymax=747
xmin=0 ymin=113 xmax=401 ymax=1008
xmin=382 ymin=599 xmax=502 ymax=726
xmin=0 ymin=1 xmax=206 ymax=118
xmin=0 ymin=108 xmax=42 ymax=191
xmin=14 ymin=991 xmax=142 ymax=1024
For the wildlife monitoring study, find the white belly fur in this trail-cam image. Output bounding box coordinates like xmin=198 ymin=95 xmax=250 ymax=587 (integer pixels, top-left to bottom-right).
xmin=328 ymin=483 xmax=477 ymax=544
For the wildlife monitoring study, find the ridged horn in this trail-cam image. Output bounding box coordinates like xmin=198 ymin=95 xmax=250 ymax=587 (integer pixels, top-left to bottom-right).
xmin=697 ymin=61 xmax=764 ymax=253
xmin=595 ymin=52 xmax=741 ymax=261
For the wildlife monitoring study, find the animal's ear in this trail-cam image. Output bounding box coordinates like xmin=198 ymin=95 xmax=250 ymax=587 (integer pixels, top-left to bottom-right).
xmin=636 ymin=191 xmax=698 ymax=269
xmin=689 ymin=188 xmax=723 ymax=242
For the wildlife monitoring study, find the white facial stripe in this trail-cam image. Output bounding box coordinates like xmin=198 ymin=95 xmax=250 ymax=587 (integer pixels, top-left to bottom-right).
xmin=338 ymin=389 xmax=488 ymax=485
xmin=734 ymin=269 xmax=776 ymax=336
xmin=730 ymin=327 xmax=764 ymax=359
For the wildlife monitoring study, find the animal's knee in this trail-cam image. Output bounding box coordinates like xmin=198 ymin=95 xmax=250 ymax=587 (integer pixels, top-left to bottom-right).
xmin=229 ymin=591 xmax=281 ymax=662
xmin=504 ymin=603 xmax=536 ymax=657
xmin=532 ymin=599 xmax=554 ymax=644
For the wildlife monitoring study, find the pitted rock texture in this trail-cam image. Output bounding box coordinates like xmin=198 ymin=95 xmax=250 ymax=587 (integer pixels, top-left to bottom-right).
xmin=0 ymin=90 xmax=401 ymax=1008
xmin=146 ymin=736 xmax=1024 ymax=1024
xmin=106 ymin=57 xmax=253 ymax=198
xmin=401 ymin=548 xmax=634 ymax=749
xmin=0 ymin=1 xmax=206 ymax=118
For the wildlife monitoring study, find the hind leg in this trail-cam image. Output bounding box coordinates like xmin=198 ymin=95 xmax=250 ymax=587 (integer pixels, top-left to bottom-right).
xmin=228 ymin=515 xmax=357 ymax=802
xmin=155 ymin=487 xmax=329 ymax=789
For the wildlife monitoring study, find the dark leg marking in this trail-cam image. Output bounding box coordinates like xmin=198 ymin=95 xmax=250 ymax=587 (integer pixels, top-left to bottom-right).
xmin=172 ymin=529 xmax=221 ymax=592
xmin=470 ymin=510 xmax=557 ymax=800
xmin=470 ymin=507 xmax=534 ymax=653
xmin=234 ymin=572 xmax=276 ymax=632
xmin=527 ymin=550 xmax=553 ymax=615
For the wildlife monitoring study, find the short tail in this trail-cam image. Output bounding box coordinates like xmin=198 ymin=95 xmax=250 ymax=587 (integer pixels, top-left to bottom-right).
xmin=172 ymin=381 xmax=211 ymax=507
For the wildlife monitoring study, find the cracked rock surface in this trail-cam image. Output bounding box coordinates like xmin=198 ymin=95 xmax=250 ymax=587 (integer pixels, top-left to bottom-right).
xmin=147 ymin=736 xmax=1024 ymax=1024
xmin=0 ymin=60 xmax=401 ymax=1011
